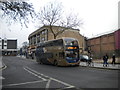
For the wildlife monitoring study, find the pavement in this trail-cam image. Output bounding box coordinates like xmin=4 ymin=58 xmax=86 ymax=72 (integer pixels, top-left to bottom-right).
xmin=80 ymin=61 xmax=120 ymax=70
xmin=0 ymin=56 xmax=4 ymax=70
xmin=0 ymin=55 xmax=120 ymax=70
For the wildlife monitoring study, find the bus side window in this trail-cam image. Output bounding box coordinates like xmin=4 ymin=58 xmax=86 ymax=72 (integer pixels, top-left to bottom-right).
xmin=59 ymin=52 xmax=64 ymax=58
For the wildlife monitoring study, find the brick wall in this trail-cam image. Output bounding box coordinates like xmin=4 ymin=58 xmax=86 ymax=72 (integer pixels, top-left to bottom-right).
xmin=88 ymin=32 xmax=116 ymax=59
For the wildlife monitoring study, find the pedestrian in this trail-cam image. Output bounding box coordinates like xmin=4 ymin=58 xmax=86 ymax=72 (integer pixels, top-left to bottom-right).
xmin=105 ymin=54 xmax=109 ymax=67
xmin=103 ymin=54 xmax=109 ymax=67
xmin=87 ymin=55 xmax=94 ymax=66
xmin=112 ymin=54 xmax=116 ymax=65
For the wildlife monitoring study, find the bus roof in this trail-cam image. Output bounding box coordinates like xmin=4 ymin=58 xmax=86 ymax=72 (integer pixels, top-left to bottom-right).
xmin=46 ymin=37 xmax=77 ymax=42
xmin=37 ymin=37 xmax=78 ymax=46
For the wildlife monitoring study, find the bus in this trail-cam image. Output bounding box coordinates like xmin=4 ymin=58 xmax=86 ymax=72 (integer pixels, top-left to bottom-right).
xmin=36 ymin=37 xmax=80 ymax=66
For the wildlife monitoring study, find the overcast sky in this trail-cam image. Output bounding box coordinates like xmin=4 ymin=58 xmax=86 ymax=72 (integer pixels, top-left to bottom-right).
xmin=0 ymin=0 xmax=119 ymax=48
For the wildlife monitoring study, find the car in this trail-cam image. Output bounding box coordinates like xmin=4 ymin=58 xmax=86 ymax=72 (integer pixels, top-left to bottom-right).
xmin=80 ymin=55 xmax=92 ymax=62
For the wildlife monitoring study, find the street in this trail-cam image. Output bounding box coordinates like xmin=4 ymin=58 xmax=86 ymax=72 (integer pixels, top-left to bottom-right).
xmin=1 ymin=56 xmax=119 ymax=89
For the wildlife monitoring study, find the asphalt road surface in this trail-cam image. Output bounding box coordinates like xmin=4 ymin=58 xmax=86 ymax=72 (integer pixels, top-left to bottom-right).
xmin=1 ymin=56 xmax=119 ymax=90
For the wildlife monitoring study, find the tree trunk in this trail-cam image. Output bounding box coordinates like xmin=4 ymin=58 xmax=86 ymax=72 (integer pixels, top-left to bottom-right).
xmin=49 ymin=25 xmax=57 ymax=39
xmin=53 ymin=34 xmax=57 ymax=39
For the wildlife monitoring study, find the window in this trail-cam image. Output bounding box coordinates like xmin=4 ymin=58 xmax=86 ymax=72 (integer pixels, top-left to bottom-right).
xmin=41 ymin=29 xmax=48 ymax=41
xmin=42 ymin=31 xmax=45 ymax=34
xmin=42 ymin=29 xmax=48 ymax=34
xmin=37 ymin=34 xmax=40 ymax=43
xmin=41 ymin=37 xmax=45 ymax=41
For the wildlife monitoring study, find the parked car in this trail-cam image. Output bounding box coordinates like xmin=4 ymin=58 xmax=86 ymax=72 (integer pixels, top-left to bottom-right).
xmin=80 ymin=55 xmax=92 ymax=62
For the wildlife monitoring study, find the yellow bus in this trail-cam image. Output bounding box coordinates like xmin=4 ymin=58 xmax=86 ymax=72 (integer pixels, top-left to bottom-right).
xmin=36 ymin=37 xmax=80 ymax=66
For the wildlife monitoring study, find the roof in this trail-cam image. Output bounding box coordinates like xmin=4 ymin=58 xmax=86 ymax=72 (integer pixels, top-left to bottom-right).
xmin=88 ymin=29 xmax=118 ymax=40
xmin=0 ymin=38 xmax=17 ymax=40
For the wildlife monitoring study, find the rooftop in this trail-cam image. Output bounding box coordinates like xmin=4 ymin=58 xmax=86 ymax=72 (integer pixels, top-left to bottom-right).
xmin=88 ymin=29 xmax=119 ymax=39
xmin=28 ymin=25 xmax=80 ymax=39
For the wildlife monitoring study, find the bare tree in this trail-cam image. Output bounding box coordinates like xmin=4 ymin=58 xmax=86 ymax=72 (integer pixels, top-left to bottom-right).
xmin=39 ymin=1 xmax=82 ymax=39
xmin=56 ymin=13 xmax=82 ymax=38
xmin=0 ymin=0 xmax=36 ymax=27
xmin=39 ymin=1 xmax=62 ymax=39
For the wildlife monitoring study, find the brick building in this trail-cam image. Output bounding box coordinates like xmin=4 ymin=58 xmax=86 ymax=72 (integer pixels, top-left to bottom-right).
xmin=118 ymin=1 xmax=120 ymax=28
xmin=0 ymin=38 xmax=17 ymax=56
xmin=87 ymin=29 xmax=120 ymax=59
xmin=28 ymin=26 xmax=85 ymax=53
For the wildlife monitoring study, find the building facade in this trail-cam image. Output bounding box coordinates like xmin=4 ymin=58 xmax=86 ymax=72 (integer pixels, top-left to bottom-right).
xmin=118 ymin=1 xmax=120 ymax=28
xmin=87 ymin=29 xmax=120 ymax=59
xmin=0 ymin=38 xmax=17 ymax=56
xmin=28 ymin=26 xmax=86 ymax=53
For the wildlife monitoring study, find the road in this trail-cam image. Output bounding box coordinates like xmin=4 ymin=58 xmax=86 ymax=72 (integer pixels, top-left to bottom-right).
xmin=1 ymin=56 xmax=119 ymax=89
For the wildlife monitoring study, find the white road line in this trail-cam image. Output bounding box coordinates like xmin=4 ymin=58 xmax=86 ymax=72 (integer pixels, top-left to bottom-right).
xmin=23 ymin=67 xmax=47 ymax=81
xmin=45 ymin=79 xmax=51 ymax=89
xmin=50 ymin=78 xmax=75 ymax=89
xmin=3 ymin=80 xmax=45 ymax=87
xmin=0 ymin=58 xmax=7 ymax=71
xmin=25 ymin=66 xmax=75 ymax=89
xmin=0 ymin=76 xmax=5 ymax=79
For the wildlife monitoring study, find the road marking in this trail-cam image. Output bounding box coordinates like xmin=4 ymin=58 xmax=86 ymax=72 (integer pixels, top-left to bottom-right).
xmin=25 ymin=66 xmax=75 ymax=89
xmin=45 ymin=79 xmax=51 ymax=89
xmin=24 ymin=67 xmax=51 ymax=89
xmin=51 ymin=78 xmax=74 ymax=89
xmin=0 ymin=76 xmax=5 ymax=79
xmin=3 ymin=80 xmax=45 ymax=87
xmin=23 ymin=67 xmax=47 ymax=81
xmin=0 ymin=60 xmax=7 ymax=71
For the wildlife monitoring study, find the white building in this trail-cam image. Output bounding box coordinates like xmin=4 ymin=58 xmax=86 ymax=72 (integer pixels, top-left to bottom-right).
xmin=0 ymin=38 xmax=18 ymax=56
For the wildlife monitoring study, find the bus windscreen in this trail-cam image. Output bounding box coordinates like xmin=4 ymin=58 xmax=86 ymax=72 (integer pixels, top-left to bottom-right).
xmin=64 ymin=38 xmax=79 ymax=63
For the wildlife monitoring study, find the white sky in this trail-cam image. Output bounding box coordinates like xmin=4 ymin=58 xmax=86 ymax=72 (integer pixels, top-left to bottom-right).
xmin=0 ymin=0 xmax=119 ymax=48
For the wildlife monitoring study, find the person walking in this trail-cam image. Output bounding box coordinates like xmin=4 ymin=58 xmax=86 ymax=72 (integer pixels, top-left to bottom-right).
xmin=103 ymin=54 xmax=109 ymax=67
xmin=112 ymin=54 xmax=116 ymax=65
xmin=105 ymin=54 xmax=109 ymax=67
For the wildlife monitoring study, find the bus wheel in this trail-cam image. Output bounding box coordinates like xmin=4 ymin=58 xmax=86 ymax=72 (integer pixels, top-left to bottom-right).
xmin=39 ymin=60 xmax=43 ymax=64
xmin=37 ymin=59 xmax=42 ymax=64
xmin=54 ymin=60 xmax=58 ymax=66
